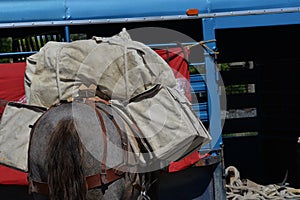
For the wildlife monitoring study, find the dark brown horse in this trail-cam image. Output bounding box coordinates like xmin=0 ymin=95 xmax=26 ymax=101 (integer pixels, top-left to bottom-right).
xmin=27 ymin=100 xmax=141 ymax=200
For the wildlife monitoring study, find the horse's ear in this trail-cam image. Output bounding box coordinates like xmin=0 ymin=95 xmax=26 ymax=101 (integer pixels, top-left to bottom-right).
xmin=88 ymin=84 xmax=97 ymax=90
xmin=79 ymin=84 xmax=88 ymax=90
xmin=79 ymin=83 xmax=97 ymax=91
xmin=78 ymin=83 xmax=97 ymax=98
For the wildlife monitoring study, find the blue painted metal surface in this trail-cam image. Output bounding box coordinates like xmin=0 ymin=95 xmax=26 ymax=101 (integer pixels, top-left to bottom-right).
xmin=190 ymin=74 xmax=207 ymax=92
xmin=0 ymin=0 xmax=65 ymax=23
xmin=201 ymin=17 xmax=224 ymax=150
xmin=199 ymin=0 xmax=300 ymax=13
xmin=192 ymin=103 xmax=208 ymax=122
xmin=0 ymin=0 xmax=300 ymax=25
xmin=213 ymin=11 xmax=300 ymax=29
xmin=64 ymin=26 xmax=71 ymax=42
xmin=190 ymin=74 xmax=209 ymax=122
xmin=0 ymin=0 xmax=199 ymax=23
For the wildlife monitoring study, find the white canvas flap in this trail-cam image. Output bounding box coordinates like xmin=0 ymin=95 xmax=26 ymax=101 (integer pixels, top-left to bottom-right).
xmin=0 ymin=103 xmax=44 ymax=172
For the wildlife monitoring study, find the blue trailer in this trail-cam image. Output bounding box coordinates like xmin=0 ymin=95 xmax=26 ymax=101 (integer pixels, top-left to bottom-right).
xmin=1 ymin=0 xmax=300 ymax=199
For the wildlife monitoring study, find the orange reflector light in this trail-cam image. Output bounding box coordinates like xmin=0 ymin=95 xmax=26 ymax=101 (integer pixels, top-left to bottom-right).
xmin=186 ymin=8 xmax=199 ymax=16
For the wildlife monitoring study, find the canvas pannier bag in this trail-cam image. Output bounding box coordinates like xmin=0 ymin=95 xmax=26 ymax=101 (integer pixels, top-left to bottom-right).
xmin=25 ymin=28 xmax=176 ymax=108
xmin=23 ymin=28 xmax=211 ymax=169
xmin=111 ymin=84 xmax=211 ymax=165
xmin=0 ymin=102 xmax=46 ymax=171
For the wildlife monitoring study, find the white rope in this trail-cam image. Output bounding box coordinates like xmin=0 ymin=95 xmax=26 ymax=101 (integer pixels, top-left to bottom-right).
xmin=55 ymin=47 xmax=63 ymax=101
xmin=225 ymin=166 xmax=300 ymax=200
xmin=124 ymin=44 xmax=129 ymax=100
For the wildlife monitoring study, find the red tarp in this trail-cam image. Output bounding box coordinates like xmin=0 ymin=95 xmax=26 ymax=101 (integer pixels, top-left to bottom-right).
xmin=155 ymin=47 xmax=202 ymax=172
xmin=0 ymin=62 xmax=26 ymax=117
xmin=0 ymin=62 xmax=28 ymax=185
xmin=155 ymin=47 xmax=192 ymax=102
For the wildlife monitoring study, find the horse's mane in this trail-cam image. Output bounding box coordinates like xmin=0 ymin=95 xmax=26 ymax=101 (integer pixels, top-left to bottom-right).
xmin=46 ymin=118 xmax=87 ymax=200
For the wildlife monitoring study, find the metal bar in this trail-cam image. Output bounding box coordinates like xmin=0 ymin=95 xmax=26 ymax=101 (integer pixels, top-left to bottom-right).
xmin=17 ymin=40 xmax=22 ymax=52
xmin=0 ymin=51 xmax=37 ymax=58
xmin=56 ymin=34 xmax=62 ymax=42
xmin=44 ymin=35 xmax=49 ymax=43
xmin=189 ymin=62 xmax=205 ymax=66
xmin=50 ymin=34 xmax=55 ymax=41
xmin=64 ymin=26 xmax=70 ymax=42
xmin=0 ymin=7 xmax=299 ymax=29
xmin=11 ymin=39 xmax=19 ymax=53
xmin=190 ymin=74 xmax=206 ymax=82
xmin=25 ymin=38 xmax=31 ymax=51
xmin=192 ymin=103 xmax=208 ymax=112
xmin=21 ymin=39 xmax=27 ymax=52
xmin=191 ymin=84 xmax=207 ymax=92
xmin=147 ymin=42 xmax=198 ymax=48
xmin=29 ymin=36 xmax=35 ymax=51
xmin=193 ymin=110 xmax=208 ymax=122
xmin=0 ymin=15 xmax=199 ymax=28
xmin=202 ymin=17 xmax=223 ymax=150
xmin=39 ymin=35 xmax=45 ymax=47
xmin=34 ymin=36 xmax=39 ymax=50
xmin=200 ymin=7 xmax=300 ymax=18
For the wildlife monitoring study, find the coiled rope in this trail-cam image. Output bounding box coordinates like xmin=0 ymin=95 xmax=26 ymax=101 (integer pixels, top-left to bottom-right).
xmin=225 ymin=166 xmax=300 ymax=200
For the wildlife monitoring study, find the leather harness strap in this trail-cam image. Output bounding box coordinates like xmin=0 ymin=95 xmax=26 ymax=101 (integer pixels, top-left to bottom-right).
xmin=95 ymin=104 xmax=129 ymax=158
xmin=93 ymin=105 xmax=109 ymax=185
xmin=29 ymin=168 xmax=124 ymax=195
